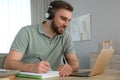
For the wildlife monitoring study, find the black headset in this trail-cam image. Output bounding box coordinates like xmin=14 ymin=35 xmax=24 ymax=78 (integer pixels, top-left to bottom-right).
xmin=45 ymin=6 xmax=54 ymax=20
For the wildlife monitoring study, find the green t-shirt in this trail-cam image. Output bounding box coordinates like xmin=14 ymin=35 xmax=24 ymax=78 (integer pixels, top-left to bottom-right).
xmin=11 ymin=24 xmax=75 ymax=70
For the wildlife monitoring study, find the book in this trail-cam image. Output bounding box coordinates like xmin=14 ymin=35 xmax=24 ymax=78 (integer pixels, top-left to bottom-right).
xmin=16 ymin=71 xmax=59 ymax=79
xmin=0 ymin=75 xmax=15 ymax=80
xmin=16 ymin=74 xmax=42 ymax=79
xmin=0 ymin=69 xmax=20 ymax=77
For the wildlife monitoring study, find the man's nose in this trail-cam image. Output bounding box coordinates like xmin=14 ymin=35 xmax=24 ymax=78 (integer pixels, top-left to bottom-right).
xmin=64 ymin=21 xmax=69 ymax=27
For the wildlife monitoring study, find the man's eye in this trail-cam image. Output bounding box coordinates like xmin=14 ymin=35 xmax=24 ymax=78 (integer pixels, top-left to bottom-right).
xmin=61 ymin=16 xmax=67 ymax=21
xmin=60 ymin=16 xmax=71 ymax=22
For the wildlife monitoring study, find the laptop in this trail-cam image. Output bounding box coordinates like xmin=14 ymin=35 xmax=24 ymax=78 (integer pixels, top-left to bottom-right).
xmin=0 ymin=69 xmax=20 ymax=77
xmin=70 ymin=49 xmax=114 ymax=77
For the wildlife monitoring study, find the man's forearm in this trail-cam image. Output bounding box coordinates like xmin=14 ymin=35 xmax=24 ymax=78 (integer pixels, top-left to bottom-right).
xmin=4 ymin=60 xmax=36 ymax=72
xmin=71 ymin=63 xmax=79 ymax=72
xmin=68 ymin=59 xmax=80 ymax=72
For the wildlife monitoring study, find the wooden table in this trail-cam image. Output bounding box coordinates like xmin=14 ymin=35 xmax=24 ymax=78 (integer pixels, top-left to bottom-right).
xmin=16 ymin=69 xmax=120 ymax=80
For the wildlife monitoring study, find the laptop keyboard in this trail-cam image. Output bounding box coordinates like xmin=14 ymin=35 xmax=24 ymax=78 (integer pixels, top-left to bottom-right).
xmin=70 ymin=71 xmax=91 ymax=77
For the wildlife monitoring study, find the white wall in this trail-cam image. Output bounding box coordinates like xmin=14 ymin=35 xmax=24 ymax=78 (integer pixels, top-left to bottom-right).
xmin=64 ymin=0 xmax=120 ymax=69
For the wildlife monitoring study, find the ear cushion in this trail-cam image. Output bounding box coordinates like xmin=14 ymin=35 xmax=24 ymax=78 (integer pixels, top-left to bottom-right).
xmin=45 ymin=7 xmax=54 ymax=20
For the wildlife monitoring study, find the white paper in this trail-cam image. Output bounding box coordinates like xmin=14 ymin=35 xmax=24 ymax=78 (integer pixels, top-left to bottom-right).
xmin=20 ymin=71 xmax=59 ymax=78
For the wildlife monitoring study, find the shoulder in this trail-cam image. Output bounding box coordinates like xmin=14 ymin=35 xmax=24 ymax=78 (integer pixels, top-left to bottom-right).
xmin=63 ymin=30 xmax=71 ymax=39
xmin=21 ymin=24 xmax=40 ymax=30
xmin=19 ymin=24 xmax=42 ymax=33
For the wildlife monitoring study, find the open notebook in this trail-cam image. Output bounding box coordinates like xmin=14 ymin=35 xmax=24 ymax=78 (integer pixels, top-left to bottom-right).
xmin=70 ymin=49 xmax=114 ymax=77
xmin=16 ymin=70 xmax=59 ymax=79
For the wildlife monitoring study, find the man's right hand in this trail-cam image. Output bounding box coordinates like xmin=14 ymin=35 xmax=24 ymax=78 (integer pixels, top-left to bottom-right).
xmin=4 ymin=50 xmax=52 ymax=73
xmin=33 ymin=61 xmax=51 ymax=73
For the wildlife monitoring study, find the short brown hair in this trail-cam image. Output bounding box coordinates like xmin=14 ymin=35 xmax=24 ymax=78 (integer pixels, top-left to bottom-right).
xmin=50 ymin=1 xmax=73 ymax=12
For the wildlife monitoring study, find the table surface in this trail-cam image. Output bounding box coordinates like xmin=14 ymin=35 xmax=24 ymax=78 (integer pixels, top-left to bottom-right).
xmin=15 ymin=69 xmax=120 ymax=80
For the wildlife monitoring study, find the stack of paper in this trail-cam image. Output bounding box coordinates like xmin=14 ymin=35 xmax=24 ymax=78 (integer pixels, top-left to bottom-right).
xmin=0 ymin=69 xmax=20 ymax=80
xmin=0 ymin=75 xmax=15 ymax=80
xmin=16 ymin=71 xmax=59 ymax=79
xmin=0 ymin=69 xmax=20 ymax=77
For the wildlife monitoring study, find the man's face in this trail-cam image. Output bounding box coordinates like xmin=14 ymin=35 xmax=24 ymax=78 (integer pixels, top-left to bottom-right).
xmin=51 ymin=8 xmax=72 ymax=35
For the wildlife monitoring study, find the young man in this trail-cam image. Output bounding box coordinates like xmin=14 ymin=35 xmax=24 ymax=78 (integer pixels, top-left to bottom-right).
xmin=4 ymin=1 xmax=79 ymax=76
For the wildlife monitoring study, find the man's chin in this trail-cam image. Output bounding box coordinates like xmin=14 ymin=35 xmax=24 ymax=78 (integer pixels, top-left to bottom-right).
xmin=56 ymin=31 xmax=64 ymax=35
xmin=56 ymin=32 xmax=63 ymax=35
xmin=59 ymin=30 xmax=64 ymax=35
xmin=55 ymin=28 xmax=65 ymax=35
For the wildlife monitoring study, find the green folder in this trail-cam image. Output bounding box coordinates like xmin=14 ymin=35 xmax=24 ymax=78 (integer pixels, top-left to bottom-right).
xmin=16 ymin=74 xmax=42 ymax=80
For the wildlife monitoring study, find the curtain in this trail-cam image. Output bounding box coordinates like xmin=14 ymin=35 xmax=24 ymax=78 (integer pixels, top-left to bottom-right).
xmin=0 ymin=0 xmax=31 ymax=53
xmin=31 ymin=0 xmax=52 ymax=24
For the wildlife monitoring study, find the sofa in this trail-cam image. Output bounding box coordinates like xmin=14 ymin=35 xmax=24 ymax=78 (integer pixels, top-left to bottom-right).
xmin=0 ymin=54 xmax=7 ymax=68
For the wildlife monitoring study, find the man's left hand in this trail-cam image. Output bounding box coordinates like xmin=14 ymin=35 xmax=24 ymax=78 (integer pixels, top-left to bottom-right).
xmin=57 ymin=64 xmax=73 ymax=76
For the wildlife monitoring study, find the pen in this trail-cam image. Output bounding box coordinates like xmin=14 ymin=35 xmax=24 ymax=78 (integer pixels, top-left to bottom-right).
xmin=36 ymin=55 xmax=42 ymax=61
xmin=36 ymin=55 xmax=52 ymax=71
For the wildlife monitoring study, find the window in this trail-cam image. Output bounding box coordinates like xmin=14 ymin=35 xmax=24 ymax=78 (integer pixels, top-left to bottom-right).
xmin=0 ymin=0 xmax=31 ymax=53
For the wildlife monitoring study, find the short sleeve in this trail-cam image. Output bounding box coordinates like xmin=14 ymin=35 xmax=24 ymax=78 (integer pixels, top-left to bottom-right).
xmin=10 ymin=27 xmax=29 ymax=54
xmin=63 ymin=31 xmax=75 ymax=54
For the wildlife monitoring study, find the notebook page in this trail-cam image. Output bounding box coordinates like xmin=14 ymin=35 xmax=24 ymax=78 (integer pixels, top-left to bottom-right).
xmin=19 ymin=71 xmax=59 ymax=78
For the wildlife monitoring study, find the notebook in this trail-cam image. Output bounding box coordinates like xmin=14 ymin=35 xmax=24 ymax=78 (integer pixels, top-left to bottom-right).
xmin=0 ymin=69 xmax=20 ymax=77
xmin=70 ymin=49 xmax=114 ymax=77
xmin=16 ymin=70 xmax=59 ymax=79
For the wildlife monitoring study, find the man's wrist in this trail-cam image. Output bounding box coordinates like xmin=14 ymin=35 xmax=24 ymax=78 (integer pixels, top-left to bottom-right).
xmin=25 ymin=63 xmax=36 ymax=72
